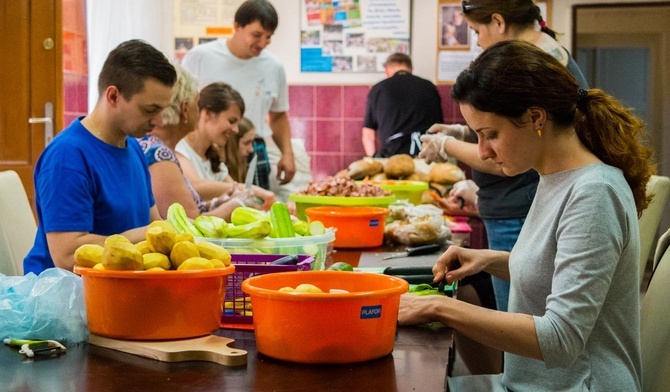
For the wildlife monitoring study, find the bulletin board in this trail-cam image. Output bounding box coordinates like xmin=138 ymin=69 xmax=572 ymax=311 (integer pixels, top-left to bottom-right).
xmin=300 ymin=0 xmax=412 ymax=73
xmin=436 ymin=0 xmax=552 ymax=84
xmin=172 ymin=0 xmax=246 ymax=64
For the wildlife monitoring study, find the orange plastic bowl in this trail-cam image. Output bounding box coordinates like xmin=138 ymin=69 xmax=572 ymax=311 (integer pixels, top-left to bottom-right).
xmin=241 ymin=270 xmax=408 ymax=364
xmin=304 ymin=206 xmax=389 ymax=248
xmin=74 ymin=265 xmax=234 ymax=340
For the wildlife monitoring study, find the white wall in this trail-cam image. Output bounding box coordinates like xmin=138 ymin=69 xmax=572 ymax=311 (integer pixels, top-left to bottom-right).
xmin=86 ymin=0 xmax=667 ymax=103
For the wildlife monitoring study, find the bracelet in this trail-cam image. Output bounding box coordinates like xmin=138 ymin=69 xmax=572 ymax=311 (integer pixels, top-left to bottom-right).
xmin=439 ymin=135 xmax=455 ymax=161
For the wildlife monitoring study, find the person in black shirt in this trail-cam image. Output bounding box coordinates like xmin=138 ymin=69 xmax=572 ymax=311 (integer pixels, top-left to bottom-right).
xmin=362 ymin=53 xmax=443 ymax=158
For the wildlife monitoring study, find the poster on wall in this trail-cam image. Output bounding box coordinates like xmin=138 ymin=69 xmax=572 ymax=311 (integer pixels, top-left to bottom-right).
xmin=172 ymin=0 xmax=246 ymax=64
xmin=436 ymin=0 xmax=551 ymax=83
xmin=300 ymin=0 xmax=411 ymax=73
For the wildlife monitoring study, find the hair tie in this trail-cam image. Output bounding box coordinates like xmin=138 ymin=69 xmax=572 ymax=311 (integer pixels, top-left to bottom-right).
xmin=539 ymin=20 xmax=547 ymax=28
xmin=577 ymin=88 xmax=588 ymax=113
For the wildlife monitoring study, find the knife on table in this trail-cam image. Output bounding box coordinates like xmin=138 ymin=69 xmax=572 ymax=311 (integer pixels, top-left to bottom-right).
xmin=382 ymin=243 xmax=442 ymax=260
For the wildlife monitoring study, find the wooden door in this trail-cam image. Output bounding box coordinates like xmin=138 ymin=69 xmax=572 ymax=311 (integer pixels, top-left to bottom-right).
xmin=0 ymin=0 xmax=62 ymax=208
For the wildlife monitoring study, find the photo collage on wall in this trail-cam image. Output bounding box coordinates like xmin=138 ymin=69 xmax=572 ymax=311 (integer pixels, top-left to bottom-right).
xmin=301 ymin=0 xmax=411 ymax=73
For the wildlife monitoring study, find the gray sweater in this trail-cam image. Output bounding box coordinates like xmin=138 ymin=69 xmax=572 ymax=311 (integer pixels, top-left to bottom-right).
xmin=504 ymin=164 xmax=642 ymax=391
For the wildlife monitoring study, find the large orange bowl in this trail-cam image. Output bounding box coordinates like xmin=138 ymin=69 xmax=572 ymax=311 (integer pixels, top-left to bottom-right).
xmin=305 ymin=206 xmax=389 ymax=248
xmin=74 ymin=265 xmax=234 ymax=340
xmin=242 ymin=271 xmax=409 ymax=363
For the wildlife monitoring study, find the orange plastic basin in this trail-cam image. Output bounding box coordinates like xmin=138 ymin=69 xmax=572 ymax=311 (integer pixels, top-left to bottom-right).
xmin=305 ymin=206 xmax=389 ymax=248
xmin=241 ymin=270 xmax=408 ymax=364
xmin=74 ymin=265 xmax=234 ymax=340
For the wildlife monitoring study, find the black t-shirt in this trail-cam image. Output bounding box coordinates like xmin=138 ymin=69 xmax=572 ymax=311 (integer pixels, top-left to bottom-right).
xmin=363 ymin=71 xmax=443 ymax=157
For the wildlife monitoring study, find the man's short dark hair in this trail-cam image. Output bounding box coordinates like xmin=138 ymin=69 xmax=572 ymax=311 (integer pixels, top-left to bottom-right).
xmin=383 ymin=53 xmax=413 ymax=70
xmin=235 ymin=0 xmax=278 ymax=32
xmin=97 ymin=39 xmax=177 ymax=100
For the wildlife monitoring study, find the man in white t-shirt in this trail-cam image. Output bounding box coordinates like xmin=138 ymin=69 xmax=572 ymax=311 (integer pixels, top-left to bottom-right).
xmin=182 ymin=0 xmax=296 ymax=194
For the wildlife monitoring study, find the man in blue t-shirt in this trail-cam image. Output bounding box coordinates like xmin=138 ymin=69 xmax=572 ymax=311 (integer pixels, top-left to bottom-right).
xmin=23 ymin=40 xmax=177 ymax=275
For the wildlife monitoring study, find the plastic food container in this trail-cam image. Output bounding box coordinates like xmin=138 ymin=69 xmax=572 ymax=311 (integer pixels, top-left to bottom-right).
xmin=74 ymin=265 xmax=235 ymax=340
xmin=362 ymin=180 xmax=428 ymax=205
xmin=223 ymin=254 xmax=315 ymax=326
xmin=305 ymin=206 xmax=389 ymax=248
xmin=198 ymin=230 xmax=334 ymax=271
xmin=289 ymin=193 xmax=395 ymax=221
xmin=241 ymin=270 xmax=409 ymax=363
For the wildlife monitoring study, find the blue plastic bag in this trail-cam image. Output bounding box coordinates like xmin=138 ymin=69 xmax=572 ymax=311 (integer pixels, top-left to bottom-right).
xmin=0 ymin=268 xmax=88 ymax=343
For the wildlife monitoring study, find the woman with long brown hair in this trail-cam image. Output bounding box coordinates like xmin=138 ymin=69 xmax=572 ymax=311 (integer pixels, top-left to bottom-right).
xmin=401 ymin=40 xmax=653 ymax=391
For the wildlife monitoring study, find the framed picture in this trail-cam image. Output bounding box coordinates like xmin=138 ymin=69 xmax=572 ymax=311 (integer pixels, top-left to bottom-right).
xmin=436 ymin=0 xmax=553 ymax=84
xmin=439 ymin=3 xmax=470 ymax=50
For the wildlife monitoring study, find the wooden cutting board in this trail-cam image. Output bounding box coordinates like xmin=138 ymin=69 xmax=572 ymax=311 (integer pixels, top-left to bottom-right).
xmin=89 ymin=334 xmax=247 ymax=366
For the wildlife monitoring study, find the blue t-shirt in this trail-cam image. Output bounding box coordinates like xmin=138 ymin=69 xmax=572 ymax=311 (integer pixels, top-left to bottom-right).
xmin=23 ymin=117 xmax=155 ymax=275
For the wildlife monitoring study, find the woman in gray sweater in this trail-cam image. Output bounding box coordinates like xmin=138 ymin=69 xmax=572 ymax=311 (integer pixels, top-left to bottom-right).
xmin=399 ymin=40 xmax=654 ymax=391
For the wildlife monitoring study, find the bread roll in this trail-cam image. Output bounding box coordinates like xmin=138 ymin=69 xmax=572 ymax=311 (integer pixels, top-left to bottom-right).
xmin=347 ymin=159 xmax=383 ymax=180
xmin=406 ymin=171 xmax=430 ymax=182
xmin=429 ymin=162 xmax=465 ymax=185
xmin=370 ymin=172 xmax=387 ymax=181
xmin=384 ymin=154 xmax=415 ymax=179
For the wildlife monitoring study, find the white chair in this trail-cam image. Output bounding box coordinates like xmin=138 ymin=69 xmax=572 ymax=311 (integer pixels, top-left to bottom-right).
xmin=641 ymin=227 xmax=670 ymax=391
xmin=0 ymin=170 xmax=37 ymax=275
xmin=637 ymin=175 xmax=670 ymax=281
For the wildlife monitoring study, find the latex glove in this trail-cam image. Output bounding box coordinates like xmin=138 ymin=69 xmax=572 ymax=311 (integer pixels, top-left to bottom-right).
xmin=449 ymin=180 xmax=479 ymax=208
xmin=418 ymin=133 xmax=454 ymax=164
xmin=251 ymin=185 xmax=275 ymax=211
xmin=426 ymin=123 xmax=468 ymax=140
xmin=230 ymin=188 xmax=262 ymax=210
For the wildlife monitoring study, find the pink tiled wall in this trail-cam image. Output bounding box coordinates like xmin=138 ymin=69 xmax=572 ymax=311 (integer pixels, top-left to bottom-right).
xmin=62 ymin=0 xmax=88 ymax=127
xmin=289 ymin=84 xmax=465 ymax=181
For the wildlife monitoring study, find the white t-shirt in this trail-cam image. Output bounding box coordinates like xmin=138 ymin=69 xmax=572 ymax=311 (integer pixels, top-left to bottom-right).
xmin=175 ymin=139 xmax=228 ymax=182
xmin=182 ymin=39 xmax=289 ymax=139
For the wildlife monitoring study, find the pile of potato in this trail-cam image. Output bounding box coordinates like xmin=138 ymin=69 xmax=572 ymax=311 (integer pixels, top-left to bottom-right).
xmin=74 ymin=220 xmax=231 ymax=271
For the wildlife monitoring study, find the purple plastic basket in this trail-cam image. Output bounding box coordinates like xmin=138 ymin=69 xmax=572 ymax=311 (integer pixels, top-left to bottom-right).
xmin=222 ymin=254 xmax=315 ymax=325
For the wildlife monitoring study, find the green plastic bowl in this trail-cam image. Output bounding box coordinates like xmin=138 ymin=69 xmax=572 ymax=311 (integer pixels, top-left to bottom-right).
xmin=357 ymin=180 xmax=428 ymax=205
xmin=289 ymin=194 xmax=396 ymax=221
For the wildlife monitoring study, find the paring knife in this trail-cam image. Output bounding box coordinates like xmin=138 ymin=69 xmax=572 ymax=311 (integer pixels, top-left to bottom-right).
xmin=244 ymin=154 xmax=258 ymax=189
xmin=382 ymin=243 xmax=442 ymax=260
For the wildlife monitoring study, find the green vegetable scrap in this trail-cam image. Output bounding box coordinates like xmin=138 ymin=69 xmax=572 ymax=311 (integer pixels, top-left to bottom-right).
xmin=328 ymin=262 xmax=354 ymax=271
xmin=230 ymin=206 xmax=270 ymax=226
xmin=194 ymin=215 xmax=227 ymax=238
xmin=226 ymin=220 xmax=272 ymax=239
xmin=167 ymin=203 xmax=202 ymax=237
xmin=408 ymin=283 xmax=442 ymax=296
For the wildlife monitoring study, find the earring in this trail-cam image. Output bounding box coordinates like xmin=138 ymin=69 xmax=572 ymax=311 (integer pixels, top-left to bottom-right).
xmin=536 ymin=128 xmax=542 ymax=137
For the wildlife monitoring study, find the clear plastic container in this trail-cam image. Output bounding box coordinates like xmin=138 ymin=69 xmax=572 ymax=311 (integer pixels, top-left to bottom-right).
xmin=198 ymin=230 xmax=335 ymax=271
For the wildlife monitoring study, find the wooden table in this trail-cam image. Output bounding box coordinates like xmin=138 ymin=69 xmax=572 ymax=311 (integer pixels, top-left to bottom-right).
xmin=0 ymin=247 xmax=455 ymax=392
xmin=0 ymin=325 xmax=452 ymax=392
